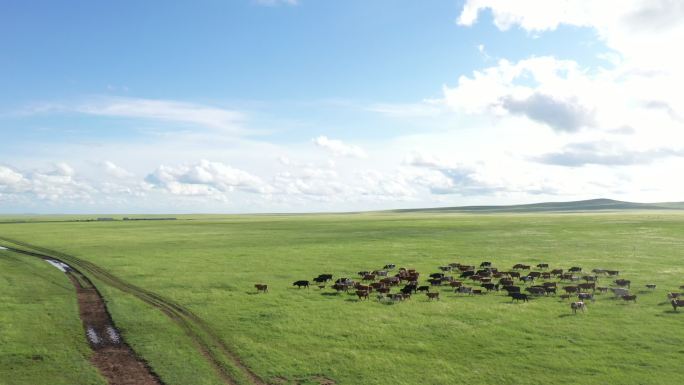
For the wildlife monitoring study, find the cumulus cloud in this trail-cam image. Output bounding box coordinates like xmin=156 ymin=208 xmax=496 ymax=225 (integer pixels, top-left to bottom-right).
xmin=501 ymin=92 xmax=595 ymax=132
xmin=404 ymin=152 xmax=501 ymax=195
xmin=534 ymin=141 xmax=684 ymax=167
xmin=145 ymin=160 xmax=269 ymax=197
xmin=313 ymin=136 xmax=367 ymax=158
xmin=102 ymin=161 xmax=134 ymax=179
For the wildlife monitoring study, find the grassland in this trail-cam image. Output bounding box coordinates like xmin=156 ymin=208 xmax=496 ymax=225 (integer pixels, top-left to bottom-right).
xmin=0 ymin=248 xmax=106 ymax=385
xmin=1 ymin=211 xmax=684 ymax=385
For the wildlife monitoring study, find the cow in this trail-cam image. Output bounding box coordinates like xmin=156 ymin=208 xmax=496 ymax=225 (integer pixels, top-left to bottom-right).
xmin=428 ymin=279 xmax=443 ymax=286
xmin=390 ymin=293 xmax=406 ymax=301
xmin=512 ymin=263 xmax=526 ymax=270
xmin=596 ymin=286 xmax=608 ymax=294
xmin=645 ymin=284 xmax=656 ymax=290
xmin=559 ymin=294 xmax=571 ymax=300
xmin=383 ymin=264 xmax=396 ymax=270
xmin=542 ymin=282 xmax=557 ymax=288
xmin=578 ymin=292 xmax=594 ymax=302
xmin=335 ymin=277 xmax=352 ymax=285
xmin=293 ymin=280 xmax=309 ymax=289
xmin=400 ymin=286 xmax=415 ymax=295
xmin=508 ymin=271 xmax=521 ymax=278
xmin=541 ymin=272 xmax=552 ymax=280
xmin=377 ymin=287 xmax=390 ymax=294
xmin=510 ymin=293 xmax=529 ymax=302
xmin=526 ymin=287 xmax=546 ymax=296
xmin=569 ymin=266 xmax=582 ymax=273
xmin=667 ymin=292 xmax=681 ymax=300
xmin=476 ymin=269 xmax=492 ymax=277
xmin=355 ymin=284 xmax=372 ymax=293
xmin=519 ymin=275 xmax=535 ymax=284
xmin=571 ymin=301 xmax=586 ymax=314
xmin=672 ymin=299 xmax=684 ymax=311
xmin=503 ymin=285 xmax=521 ymax=293
xmin=622 ymin=294 xmax=637 ymax=303
xmin=458 ymin=265 xmax=475 ymax=272
xmin=582 ymin=275 xmax=597 ymax=282
xmin=499 ymin=278 xmax=514 ymax=286
xmin=317 ymin=274 xmax=333 ymax=282
xmin=254 ymin=284 xmax=268 ymax=293
xmin=610 ymin=287 xmax=629 ymax=298
xmin=426 ymin=292 xmax=440 ymax=301
xmin=460 ymin=271 xmax=475 ymax=278
xmin=362 ymin=274 xmax=376 ymax=281
xmin=439 ymin=266 xmax=452 ymax=272
xmin=355 ymin=290 xmax=369 ymax=300
xmin=480 ymin=261 xmax=492 ymax=267
xmin=544 ymin=287 xmax=557 ymax=295
xmin=614 ymin=279 xmax=631 ymax=288
xmin=448 ymin=262 xmax=462 ymax=268
xmin=458 ymin=286 xmax=473 ymax=295
xmin=482 ymin=283 xmax=499 ymax=292
xmin=313 ymin=276 xmax=328 ymax=284
xmin=578 ymin=283 xmax=596 ymax=292
xmin=528 ymin=271 xmax=541 ymax=278
xmin=417 ymin=285 xmax=430 ymax=293
xmin=563 ymin=286 xmax=579 ymax=294
xmin=429 ymin=273 xmax=445 ymax=279
xmin=373 ymin=270 xmax=388 ymax=277
xmin=550 ymin=269 xmax=564 ymax=276
xmin=606 ymin=270 xmax=620 ymax=276
xmin=358 ymin=271 xmax=370 ymax=277
xmin=449 ymin=281 xmax=463 ymax=288
xmin=332 ymin=283 xmax=349 ymax=292
xmin=592 ymin=268 xmax=606 ymax=275
xmin=370 ymin=282 xmax=386 ymax=290
xmin=536 ymin=263 xmax=549 ymax=270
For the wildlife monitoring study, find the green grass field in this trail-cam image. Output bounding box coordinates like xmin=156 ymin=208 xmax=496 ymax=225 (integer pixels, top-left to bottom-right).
xmin=1 ymin=211 xmax=684 ymax=385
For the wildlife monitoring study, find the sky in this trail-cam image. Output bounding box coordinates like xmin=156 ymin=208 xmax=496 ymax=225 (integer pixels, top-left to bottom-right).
xmin=1 ymin=0 xmax=684 ymax=214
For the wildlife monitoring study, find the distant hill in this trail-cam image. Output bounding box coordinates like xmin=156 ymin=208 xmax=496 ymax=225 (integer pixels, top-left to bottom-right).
xmin=392 ymin=198 xmax=684 ymax=213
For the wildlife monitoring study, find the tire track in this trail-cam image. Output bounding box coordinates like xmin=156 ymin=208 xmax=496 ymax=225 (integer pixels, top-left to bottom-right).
xmin=0 ymin=237 xmax=266 ymax=385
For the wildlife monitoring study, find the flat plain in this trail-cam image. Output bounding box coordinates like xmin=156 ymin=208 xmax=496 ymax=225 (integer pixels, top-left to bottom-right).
xmin=1 ymin=211 xmax=684 ymax=385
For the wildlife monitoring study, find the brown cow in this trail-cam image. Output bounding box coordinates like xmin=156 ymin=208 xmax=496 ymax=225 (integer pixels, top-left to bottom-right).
xmin=622 ymin=294 xmax=637 ymax=303
xmin=426 ymin=292 xmax=440 ymax=301
xmin=578 ymin=283 xmax=596 ymax=291
xmin=254 ymin=284 xmax=268 ymax=293
xmin=672 ymin=299 xmax=684 ymax=311
xmin=614 ymin=279 xmax=631 ymax=288
xmin=596 ymin=286 xmax=609 ymax=294
xmin=449 ymin=281 xmax=463 ymax=288
xmin=355 ymin=290 xmax=369 ymax=300
xmin=645 ymin=284 xmax=656 ymax=290
xmin=563 ymin=285 xmax=579 ymax=294
xmin=550 ymin=269 xmax=563 ymax=276
xmin=362 ymin=274 xmax=376 ymax=281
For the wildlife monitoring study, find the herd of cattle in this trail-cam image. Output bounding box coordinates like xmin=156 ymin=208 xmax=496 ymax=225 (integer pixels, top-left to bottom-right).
xmin=254 ymin=261 xmax=684 ymax=313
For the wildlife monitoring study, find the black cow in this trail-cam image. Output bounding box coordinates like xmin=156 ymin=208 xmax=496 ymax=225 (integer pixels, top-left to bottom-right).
xmin=460 ymin=271 xmax=476 ymax=278
xmin=480 ymin=261 xmax=492 ymax=267
xmin=429 ymin=273 xmax=445 ymax=279
xmin=313 ymin=276 xmax=327 ymax=284
xmin=481 ymin=283 xmax=499 ymax=292
xmin=416 ymin=285 xmax=430 ymax=293
xmin=384 ymin=264 xmax=396 ymax=270
xmin=317 ymin=274 xmax=333 ymax=281
xmin=503 ymin=285 xmax=521 ymax=293
xmin=293 ymin=280 xmax=309 ymax=289
xmin=510 ymin=293 xmax=529 ymax=302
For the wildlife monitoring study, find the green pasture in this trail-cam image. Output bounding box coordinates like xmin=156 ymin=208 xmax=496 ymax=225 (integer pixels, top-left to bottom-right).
xmin=1 ymin=211 xmax=684 ymax=385
xmin=0 ymin=248 xmax=105 ymax=385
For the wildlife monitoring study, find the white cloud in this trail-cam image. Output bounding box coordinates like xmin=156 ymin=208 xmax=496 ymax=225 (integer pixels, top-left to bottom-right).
xmin=145 ymin=160 xmax=270 ymax=197
xmin=28 ymin=97 xmax=246 ymax=133
xmin=313 ymin=136 xmax=367 ymax=158
xmin=102 ymin=161 xmax=134 ymax=179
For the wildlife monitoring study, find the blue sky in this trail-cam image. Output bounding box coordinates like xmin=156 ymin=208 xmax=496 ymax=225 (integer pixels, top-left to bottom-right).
xmin=2 ymin=0 xmax=683 ymax=213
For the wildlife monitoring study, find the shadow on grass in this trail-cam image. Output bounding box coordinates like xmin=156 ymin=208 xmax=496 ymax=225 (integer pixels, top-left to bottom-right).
xmin=558 ymin=313 xmax=581 ymax=318
xmin=320 ymin=292 xmax=340 ymax=296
